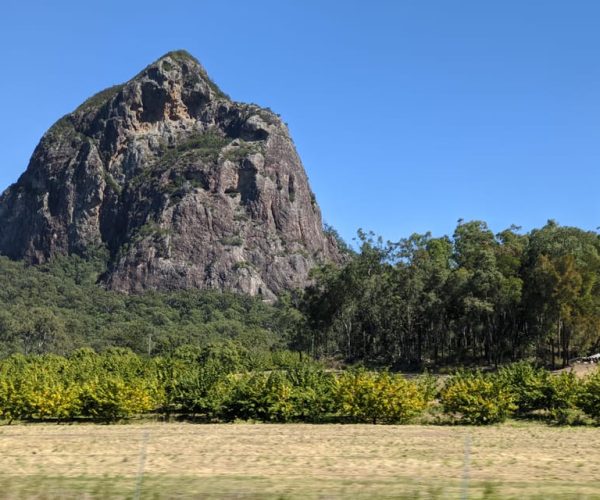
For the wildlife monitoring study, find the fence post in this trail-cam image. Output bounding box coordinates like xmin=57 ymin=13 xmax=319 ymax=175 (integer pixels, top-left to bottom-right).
xmin=134 ymin=430 xmax=149 ymax=500
xmin=462 ymin=433 xmax=471 ymax=500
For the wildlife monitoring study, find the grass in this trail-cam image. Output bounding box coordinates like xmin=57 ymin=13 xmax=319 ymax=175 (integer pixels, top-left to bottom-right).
xmin=124 ymin=130 xmax=229 ymax=202
xmin=42 ymin=84 xmax=123 ymax=145
xmin=233 ymin=261 xmax=254 ymax=271
xmin=221 ymin=235 xmax=244 ymax=247
xmin=158 ymin=131 xmax=230 ymax=167
xmin=161 ymin=50 xmax=230 ymax=100
xmin=103 ymin=172 xmax=122 ymax=195
xmin=0 ymin=422 xmax=599 ymax=498
xmin=133 ymin=222 xmax=171 ymax=240
xmin=75 ymin=84 xmax=124 ymax=114
xmin=222 ymin=139 xmax=264 ymax=163
xmin=43 ymin=115 xmax=88 ymax=145
xmin=163 ymin=49 xmax=199 ymax=65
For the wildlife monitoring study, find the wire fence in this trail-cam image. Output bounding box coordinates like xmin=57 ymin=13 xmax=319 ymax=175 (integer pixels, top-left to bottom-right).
xmin=0 ymin=428 xmax=473 ymax=499
xmin=0 ymin=426 xmax=596 ymax=499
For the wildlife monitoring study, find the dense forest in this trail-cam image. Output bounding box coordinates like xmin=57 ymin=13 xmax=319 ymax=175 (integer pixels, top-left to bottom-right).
xmin=302 ymin=220 xmax=600 ymax=369
xmin=0 ymin=253 xmax=301 ymax=358
xmin=0 ymin=220 xmax=598 ymax=370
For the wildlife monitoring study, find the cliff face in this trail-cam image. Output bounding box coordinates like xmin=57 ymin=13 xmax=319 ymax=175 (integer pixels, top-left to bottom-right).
xmin=0 ymin=51 xmax=339 ymax=298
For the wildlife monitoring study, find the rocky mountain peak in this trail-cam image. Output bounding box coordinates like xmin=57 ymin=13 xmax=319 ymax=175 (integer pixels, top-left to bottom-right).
xmin=0 ymin=51 xmax=340 ymax=299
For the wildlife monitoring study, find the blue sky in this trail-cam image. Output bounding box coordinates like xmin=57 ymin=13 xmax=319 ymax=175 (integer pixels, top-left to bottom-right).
xmin=1 ymin=0 xmax=598 ymax=244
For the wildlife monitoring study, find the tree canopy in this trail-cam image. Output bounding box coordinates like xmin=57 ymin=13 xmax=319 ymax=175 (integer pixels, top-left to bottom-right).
xmin=299 ymin=221 xmax=600 ymax=368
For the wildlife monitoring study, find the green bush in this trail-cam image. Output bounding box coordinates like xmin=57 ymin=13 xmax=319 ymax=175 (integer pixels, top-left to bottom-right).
xmin=0 ymin=354 xmax=81 ymax=422
xmin=0 ymin=350 xmax=162 ymax=423
xmin=440 ymin=371 xmax=516 ymax=424
xmin=285 ymin=365 xmax=336 ymax=421
xmin=162 ymin=362 xmax=232 ymax=418
xmin=158 ymin=342 xmax=245 ymax=418
xmin=544 ymin=372 xmax=582 ymax=424
xmin=577 ymin=368 xmax=600 ymax=422
xmin=221 ymin=367 xmax=336 ymax=423
xmin=221 ymin=372 xmax=270 ymax=421
xmin=221 ymin=371 xmax=304 ymax=422
xmin=74 ymin=349 xmax=162 ymax=421
xmin=79 ymin=376 xmax=159 ymax=421
xmin=497 ymin=362 xmax=550 ymax=416
xmin=0 ymin=348 xmax=596 ymax=426
xmin=335 ymin=370 xmax=430 ymax=424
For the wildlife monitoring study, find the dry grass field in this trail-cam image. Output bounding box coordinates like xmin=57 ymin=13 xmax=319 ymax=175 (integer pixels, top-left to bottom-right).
xmin=0 ymin=422 xmax=598 ymax=499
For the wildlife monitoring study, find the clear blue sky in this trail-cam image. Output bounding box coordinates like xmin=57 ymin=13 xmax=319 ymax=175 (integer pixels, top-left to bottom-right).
xmin=1 ymin=0 xmax=598 ymax=244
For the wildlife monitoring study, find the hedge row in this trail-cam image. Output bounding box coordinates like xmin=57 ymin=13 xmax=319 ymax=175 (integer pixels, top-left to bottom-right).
xmin=0 ymin=348 xmax=598 ymax=425
xmin=441 ymin=363 xmax=600 ymax=424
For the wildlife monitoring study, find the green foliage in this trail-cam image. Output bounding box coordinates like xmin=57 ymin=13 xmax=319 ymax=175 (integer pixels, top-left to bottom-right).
xmin=222 ymin=366 xmax=335 ymax=423
xmin=335 ymin=369 xmax=430 ymax=424
xmin=233 ymin=261 xmax=253 ymax=271
xmin=126 ymin=130 xmax=232 ymax=202
xmin=0 ymin=354 xmax=80 ymax=422
xmin=323 ymin=223 xmax=353 ymax=256
xmin=159 ymin=342 xmax=245 ymax=418
xmin=440 ymin=371 xmax=516 ymax=424
xmin=222 ymin=140 xmax=263 ymax=163
xmin=103 ymin=172 xmax=122 ymax=195
xmin=0 ymin=350 xmax=160 ymax=422
xmin=414 ymin=372 xmax=439 ymax=402
xmin=44 ymin=115 xmax=86 ymax=144
xmin=75 ymin=85 xmax=124 ymax=114
xmin=161 ymin=60 xmax=175 ymax=71
xmin=497 ymin=362 xmax=550 ymax=416
xmin=544 ymin=372 xmax=582 ymax=424
xmin=36 ymin=109 xmax=99 ymax=161
xmin=69 ymin=348 xmax=162 ymax=421
xmin=79 ymin=376 xmax=158 ymax=421
xmin=495 ymin=363 xmax=588 ymax=423
xmin=0 ymin=351 xmax=596 ymax=426
xmin=220 ymin=235 xmax=243 ymax=247
xmin=221 ymin=372 xmax=279 ymax=421
xmin=164 ymin=50 xmax=198 ymax=64
xmin=301 ymin=220 xmax=600 ymax=369
xmin=578 ymin=368 xmax=600 ymax=421
xmin=131 ymin=222 xmax=171 ymax=243
xmin=0 ymin=255 xmax=297 ymax=357
xmin=176 ymin=131 xmax=229 ymax=159
xmin=156 ymin=342 xmax=332 ymax=421
xmin=283 ymin=364 xmax=337 ymax=421
xmin=1 ymin=217 xmax=598 ymax=373
xmin=155 ymin=344 xmax=335 ymax=423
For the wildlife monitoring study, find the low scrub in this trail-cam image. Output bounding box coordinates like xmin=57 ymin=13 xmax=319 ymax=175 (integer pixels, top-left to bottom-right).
xmin=335 ymin=370 xmax=431 ymax=424
xmin=577 ymin=369 xmax=600 ymax=422
xmin=0 ymin=350 xmax=598 ymax=426
xmin=440 ymin=371 xmax=516 ymax=424
xmin=497 ymin=362 xmax=550 ymax=416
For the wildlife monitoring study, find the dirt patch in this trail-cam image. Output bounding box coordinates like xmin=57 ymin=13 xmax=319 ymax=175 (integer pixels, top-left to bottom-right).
xmin=555 ymin=363 xmax=599 ymax=377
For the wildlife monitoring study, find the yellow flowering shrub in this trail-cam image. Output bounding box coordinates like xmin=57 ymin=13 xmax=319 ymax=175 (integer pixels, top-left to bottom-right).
xmin=335 ymin=370 xmax=430 ymax=424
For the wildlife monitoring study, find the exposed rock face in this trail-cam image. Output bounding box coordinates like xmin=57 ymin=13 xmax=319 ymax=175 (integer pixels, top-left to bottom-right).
xmin=0 ymin=51 xmax=339 ymax=298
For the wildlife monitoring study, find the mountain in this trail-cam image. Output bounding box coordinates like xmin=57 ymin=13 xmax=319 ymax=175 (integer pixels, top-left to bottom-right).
xmin=0 ymin=50 xmax=339 ymax=299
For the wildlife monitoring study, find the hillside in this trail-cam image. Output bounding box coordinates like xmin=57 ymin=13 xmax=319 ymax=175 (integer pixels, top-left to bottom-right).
xmin=0 ymin=50 xmax=339 ymax=299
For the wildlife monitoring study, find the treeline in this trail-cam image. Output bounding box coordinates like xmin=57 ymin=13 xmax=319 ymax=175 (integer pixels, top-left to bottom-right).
xmin=0 ymin=220 xmax=598 ymax=371
xmin=299 ymin=220 xmax=600 ymax=368
xmin=0 ymin=347 xmax=598 ymax=425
